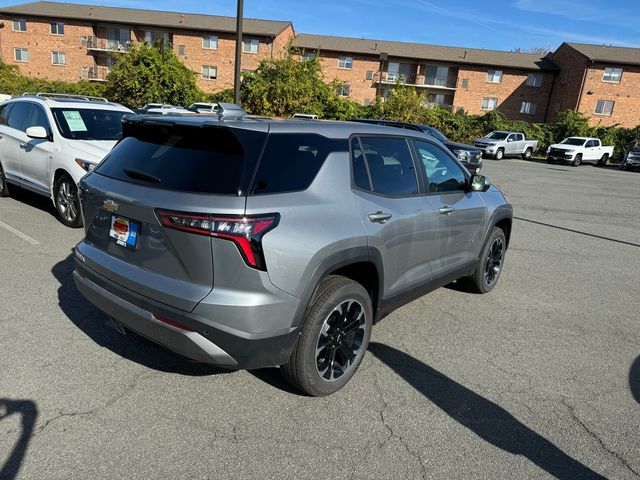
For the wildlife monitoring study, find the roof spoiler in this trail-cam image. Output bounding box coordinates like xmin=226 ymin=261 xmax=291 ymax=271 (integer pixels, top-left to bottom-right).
xmin=216 ymin=103 xmax=247 ymax=121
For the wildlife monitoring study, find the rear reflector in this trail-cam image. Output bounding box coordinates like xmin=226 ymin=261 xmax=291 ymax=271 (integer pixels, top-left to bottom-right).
xmin=154 ymin=314 xmax=193 ymax=332
xmin=156 ymin=210 xmax=279 ymax=270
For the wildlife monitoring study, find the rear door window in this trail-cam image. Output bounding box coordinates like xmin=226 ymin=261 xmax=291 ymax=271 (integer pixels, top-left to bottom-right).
xmin=7 ymin=102 xmax=31 ymax=132
xmin=251 ymin=134 xmax=347 ymax=194
xmin=357 ymin=137 xmax=418 ymax=196
xmin=0 ymin=102 xmax=15 ymax=126
xmin=95 ymin=124 xmax=266 ymax=194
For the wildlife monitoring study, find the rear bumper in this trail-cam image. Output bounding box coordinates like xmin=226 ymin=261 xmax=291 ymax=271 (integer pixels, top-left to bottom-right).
xmin=74 ymin=260 xmax=300 ymax=369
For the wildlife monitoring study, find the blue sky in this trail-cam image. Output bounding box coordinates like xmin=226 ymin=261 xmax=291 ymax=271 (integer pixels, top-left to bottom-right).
xmin=2 ymin=0 xmax=639 ymax=51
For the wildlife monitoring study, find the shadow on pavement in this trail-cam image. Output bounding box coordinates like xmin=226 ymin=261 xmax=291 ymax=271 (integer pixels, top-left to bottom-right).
xmin=4 ymin=185 xmax=57 ymax=219
xmin=630 ymin=356 xmax=640 ymax=405
xmin=52 ymin=253 xmax=228 ymax=377
xmin=0 ymin=399 xmax=38 ymax=480
xmin=368 ymin=342 xmax=606 ymax=480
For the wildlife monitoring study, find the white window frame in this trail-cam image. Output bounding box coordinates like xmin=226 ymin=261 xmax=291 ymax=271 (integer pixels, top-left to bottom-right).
xmin=602 ymin=67 xmax=623 ymax=83
xmin=301 ymin=52 xmax=316 ymax=62
xmin=51 ymin=51 xmax=66 ymax=66
xmin=242 ymin=38 xmax=259 ymax=54
xmin=594 ymin=99 xmax=614 ymax=116
xmin=553 ymin=101 xmax=562 ymax=114
xmin=526 ymin=73 xmax=542 ymax=87
xmin=202 ymin=35 xmax=218 ymax=50
xmin=486 ymin=69 xmax=503 ymax=84
xmin=12 ymin=19 xmax=27 ymax=32
xmin=50 ymin=21 xmax=64 ymax=35
xmin=201 ymin=65 xmax=217 ymax=80
xmin=481 ymin=97 xmax=497 ymax=111
xmin=338 ymin=55 xmax=353 ymax=70
xmin=14 ymin=48 xmax=29 ymax=62
xmin=561 ymin=70 xmax=569 ymax=84
xmin=177 ymin=45 xmax=186 ymax=56
xmin=520 ymin=101 xmax=537 ymax=115
xmin=337 ymin=83 xmax=351 ymax=97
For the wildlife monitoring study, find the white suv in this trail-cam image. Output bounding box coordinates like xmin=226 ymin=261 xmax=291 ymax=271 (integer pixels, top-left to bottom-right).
xmin=0 ymin=94 xmax=132 ymax=227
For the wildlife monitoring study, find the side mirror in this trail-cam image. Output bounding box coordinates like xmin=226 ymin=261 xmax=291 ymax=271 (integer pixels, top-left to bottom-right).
xmin=26 ymin=126 xmax=49 ymax=140
xmin=507 ymin=138 xmax=514 ymax=143
xmin=470 ymin=174 xmax=491 ymax=192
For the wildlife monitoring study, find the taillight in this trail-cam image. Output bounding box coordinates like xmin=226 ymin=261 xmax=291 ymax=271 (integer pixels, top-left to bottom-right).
xmin=156 ymin=210 xmax=279 ymax=270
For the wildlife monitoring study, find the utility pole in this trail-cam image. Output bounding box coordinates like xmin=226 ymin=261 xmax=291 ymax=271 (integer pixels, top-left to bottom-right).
xmin=233 ymin=0 xmax=244 ymax=104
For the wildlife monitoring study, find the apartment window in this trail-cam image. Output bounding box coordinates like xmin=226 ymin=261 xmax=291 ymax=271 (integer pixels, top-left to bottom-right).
xmin=486 ymin=69 xmax=503 ymax=83
xmin=14 ymin=48 xmax=29 ymax=62
xmin=12 ymin=19 xmax=27 ymax=32
xmin=365 ymin=70 xmax=374 ymax=80
xmin=51 ymin=51 xmax=66 ymax=66
xmin=301 ymin=52 xmax=316 ymax=61
xmin=461 ymin=78 xmax=469 ymax=89
xmin=201 ymin=65 xmax=217 ymax=80
xmin=481 ymin=97 xmax=497 ymax=111
xmin=338 ymin=55 xmax=353 ymax=69
xmin=526 ymin=73 xmax=543 ymax=87
xmin=177 ymin=45 xmax=186 ymax=56
xmin=561 ymin=70 xmax=569 ymax=84
xmin=145 ymin=30 xmax=171 ymax=45
xmin=602 ymin=67 xmax=623 ymax=83
xmin=594 ymin=99 xmax=614 ymax=116
xmin=520 ymin=101 xmax=537 ymax=115
xmin=242 ymin=38 xmax=259 ymax=53
xmin=554 ymin=101 xmax=562 ymax=114
xmin=337 ymin=83 xmax=351 ymax=97
xmin=50 ymin=21 xmax=64 ymax=35
xmin=202 ymin=35 xmax=218 ymax=50
xmin=106 ymin=57 xmax=117 ymax=70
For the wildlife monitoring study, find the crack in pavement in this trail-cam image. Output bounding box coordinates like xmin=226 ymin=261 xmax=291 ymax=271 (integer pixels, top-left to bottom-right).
xmin=561 ymin=398 xmax=640 ymax=478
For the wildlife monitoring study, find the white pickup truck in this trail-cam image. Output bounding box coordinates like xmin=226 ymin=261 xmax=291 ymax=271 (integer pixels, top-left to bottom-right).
xmin=474 ymin=131 xmax=539 ymax=160
xmin=546 ymin=137 xmax=614 ymax=167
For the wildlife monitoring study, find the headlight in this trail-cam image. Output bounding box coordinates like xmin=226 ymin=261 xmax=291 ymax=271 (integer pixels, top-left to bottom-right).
xmin=453 ymin=149 xmax=470 ymax=160
xmin=546 ymin=147 xmax=551 ymax=154
xmin=564 ymin=149 xmax=574 ymax=153
xmin=75 ymin=158 xmax=97 ymax=172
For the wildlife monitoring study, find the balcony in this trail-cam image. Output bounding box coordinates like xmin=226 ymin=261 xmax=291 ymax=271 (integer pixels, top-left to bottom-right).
xmin=422 ymin=75 xmax=459 ymax=89
xmin=377 ymin=72 xmax=417 ymax=85
xmin=82 ymin=66 xmax=109 ymax=82
xmin=82 ymin=36 xmax=132 ymax=53
xmin=376 ymin=72 xmax=458 ymax=89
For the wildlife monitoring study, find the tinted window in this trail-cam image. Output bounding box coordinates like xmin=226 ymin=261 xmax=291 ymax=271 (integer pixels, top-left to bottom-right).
xmin=51 ymin=108 xmax=128 ymax=140
xmin=252 ymin=134 xmax=346 ymax=194
xmin=421 ymin=126 xmax=447 ymax=143
xmin=26 ymin=105 xmax=51 ymax=131
xmin=414 ymin=140 xmax=466 ymax=193
xmin=359 ymin=137 xmax=418 ymax=196
xmin=96 ymin=125 xmax=266 ymax=195
xmin=7 ymin=102 xmax=31 ymax=131
xmin=0 ymin=103 xmax=14 ymax=126
xmin=351 ymin=137 xmax=370 ymax=190
xmin=515 ymin=134 xmax=524 ymax=141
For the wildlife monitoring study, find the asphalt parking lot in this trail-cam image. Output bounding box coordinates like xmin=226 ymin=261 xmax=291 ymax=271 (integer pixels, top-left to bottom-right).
xmin=1 ymin=159 xmax=639 ymax=480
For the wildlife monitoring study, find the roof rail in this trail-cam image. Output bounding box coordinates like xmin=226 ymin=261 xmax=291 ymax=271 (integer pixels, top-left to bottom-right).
xmin=216 ymin=102 xmax=247 ymax=121
xmin=22 ymin=92 xmax=109 ymax=103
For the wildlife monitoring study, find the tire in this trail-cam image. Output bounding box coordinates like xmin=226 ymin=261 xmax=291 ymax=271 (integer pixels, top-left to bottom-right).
xmin=54 ymin=174 xmax=83 ymax=228
xmin=619 ymin=159 xmax=627 ymax=170
xmin=0 ymin=162 xmax=9 ymax=197
xmin=598 ymin=154 xmax=609 ymax=167
xmin=460 ymin=227 xmax=507 ymax=294
xmin=572 ymin=154 xmax=582 ymax=167
xmin=547 ymin=157 xmax=554 ymax=164
xmin=281 ymin=275 xmax=373 ymax=397
xmin=522 ymin=148 xmax=532 ymax=160
xmin=494 ymin=149 xmax=504 ymax=160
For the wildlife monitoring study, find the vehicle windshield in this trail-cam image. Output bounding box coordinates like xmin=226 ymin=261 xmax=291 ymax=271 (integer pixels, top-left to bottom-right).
xmin=51 ymin=108 xmax=129 ymax=140
xmin=484 ymin=131 xmax=509 ymax=140
xmin=421 ymin=126 xmax=447 ymax=142
xmin=561 ymin=138 xmax=586 ymax=146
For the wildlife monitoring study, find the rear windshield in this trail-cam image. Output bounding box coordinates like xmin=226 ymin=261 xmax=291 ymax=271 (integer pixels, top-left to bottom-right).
xmin=95 ymin=124 xmax=266 ymax=194
xmin=51 ymin=108 xmax=129 ymax=140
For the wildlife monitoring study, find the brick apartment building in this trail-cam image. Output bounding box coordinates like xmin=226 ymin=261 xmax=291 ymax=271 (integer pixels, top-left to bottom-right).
xmin=1 ymin=1 xmax=640 ymax=126
xmin=546 ymin=43 xmax=640 ymax=127
xmin=292 ymin=33 xmax=556 ymax=122
xmin=0 ymin=1 xmax=294 ymax=92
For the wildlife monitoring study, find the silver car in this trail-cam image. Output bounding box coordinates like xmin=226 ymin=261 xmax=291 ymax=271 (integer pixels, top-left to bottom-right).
xmin=73 ymin=114 xmax=513 ymax=396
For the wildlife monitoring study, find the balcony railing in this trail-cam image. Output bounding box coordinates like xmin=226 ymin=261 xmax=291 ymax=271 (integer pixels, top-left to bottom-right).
xmin=380 ymin=72 xmax=416 ymax=84
xmin=377 ymin=72 xmax=458 ymax=89
xmin=82 ymin=36 xmax=132 ymax=52
xmin=82 ymin=66 xmax=109 ymax=81
xmin=423 ymin=75 xmax=459 ymax=89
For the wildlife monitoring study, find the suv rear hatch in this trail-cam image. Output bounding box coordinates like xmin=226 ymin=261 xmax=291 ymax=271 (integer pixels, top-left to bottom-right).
xmin=77 ymin=118 xmax=268 ymax=312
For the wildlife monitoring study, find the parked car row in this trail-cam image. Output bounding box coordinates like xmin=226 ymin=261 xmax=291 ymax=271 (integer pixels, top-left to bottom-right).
xmin=1 ymin=93 xmax=512 ymax=396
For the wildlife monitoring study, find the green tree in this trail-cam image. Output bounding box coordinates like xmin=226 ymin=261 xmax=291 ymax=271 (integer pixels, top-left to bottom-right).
xmin=378 ymin=84 xmax=427 ymax=123
xmin=104 ymin=42 xmax=202 ymax=108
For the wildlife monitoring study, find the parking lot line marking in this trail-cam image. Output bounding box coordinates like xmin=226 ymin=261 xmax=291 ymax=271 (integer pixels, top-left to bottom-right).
xmin=0 ymin=219 xmax=40 ymax=245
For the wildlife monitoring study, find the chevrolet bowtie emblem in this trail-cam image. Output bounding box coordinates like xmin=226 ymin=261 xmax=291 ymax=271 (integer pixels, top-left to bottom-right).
xmin=103 ymin=199 xmax=119 ymax=213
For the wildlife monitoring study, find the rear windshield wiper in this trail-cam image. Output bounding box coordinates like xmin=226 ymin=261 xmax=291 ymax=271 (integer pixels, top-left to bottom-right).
xmin=123 ymin=168 xmax=161 ymax=184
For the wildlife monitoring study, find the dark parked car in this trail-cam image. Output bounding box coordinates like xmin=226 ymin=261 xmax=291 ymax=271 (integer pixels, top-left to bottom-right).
xmin=620 ymin=141 xmax=640 ymax=171
xmin=350 ymin=119 xmax=483 ymax=172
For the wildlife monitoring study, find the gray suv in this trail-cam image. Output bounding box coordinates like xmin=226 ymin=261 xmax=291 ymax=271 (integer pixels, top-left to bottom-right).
xmin=73 ymin=114 xmax=512 ymax=396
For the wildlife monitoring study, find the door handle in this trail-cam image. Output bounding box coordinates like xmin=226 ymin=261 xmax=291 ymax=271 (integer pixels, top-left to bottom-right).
xmin=19 ymin=143 xmax=26 ymax=149
xmin=368 ymin=211 xmax=392 ymax=223
xmin=438 ymin=206 xmax=455 ymax=215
